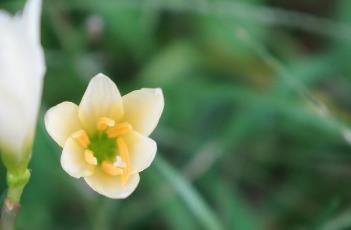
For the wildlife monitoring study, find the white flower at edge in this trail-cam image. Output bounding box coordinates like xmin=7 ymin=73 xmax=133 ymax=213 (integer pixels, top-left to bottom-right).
xmin=45 ymin=74 xmax=164 ymax=199
xmin=0 ymin=0 xmax=45 ymax=162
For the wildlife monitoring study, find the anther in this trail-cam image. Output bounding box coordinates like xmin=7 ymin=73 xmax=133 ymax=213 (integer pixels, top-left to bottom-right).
xmin=72 ymin=130 xmax=90 ymax=148
xmin=107 ymin=122 xmax=133 ymax=138
xmin=102 ymin=161 xmax=123 ymax=176
xmin=97 ymin=117 xmax=115 ymax=131
xmin=117 ymin=138 xmax=130 ymax=185
xmin=84 ymin=150 xmax=98 ymax=166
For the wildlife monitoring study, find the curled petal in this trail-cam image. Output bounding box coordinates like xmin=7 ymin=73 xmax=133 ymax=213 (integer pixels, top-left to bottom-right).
xmin=61 ymin=138 xmax=95 ymax=178
xmin=45 ymin=102 xmax=82 ymax=147
xmin=124 ymin=131 xmax=157 ymax=174
xmin=22 ymin=0 xmax=42 ymax=44
xmin=79 ymin=73 xmax=123 ymax=134
xmin=84 ymin=170 xmax=140 ymax=199
xmin=0 ymin=0 xmax=45 ymax=157
xmin=122 ymin=88 xmax=164 ymax=136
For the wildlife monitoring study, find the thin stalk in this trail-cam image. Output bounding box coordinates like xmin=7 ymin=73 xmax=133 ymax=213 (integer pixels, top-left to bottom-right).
xmin=0 ymin=170 xmax=30 ymax=230
xmin=0 ymin=194 xmax=21 ymax=230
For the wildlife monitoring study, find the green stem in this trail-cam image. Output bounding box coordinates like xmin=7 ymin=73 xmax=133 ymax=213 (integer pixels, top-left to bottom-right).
xmin=1 ymin=195 xmax=21 ymax=230
xmin=93 ymin=198 xmax=114 ymax=230
xmin=0 ymin=170 xmax=30 ymax=230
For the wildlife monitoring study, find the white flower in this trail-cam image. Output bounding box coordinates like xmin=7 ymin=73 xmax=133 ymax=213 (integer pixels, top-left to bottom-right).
xmin=45 ymin=74 xmax=164 ymax=199
xmin=0 ymin=0 xmax=45 ymax=163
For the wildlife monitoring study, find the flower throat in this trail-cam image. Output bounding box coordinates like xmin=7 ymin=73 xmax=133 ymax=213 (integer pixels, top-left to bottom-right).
xmin=71 ymin=117 xmax=133 ymax=184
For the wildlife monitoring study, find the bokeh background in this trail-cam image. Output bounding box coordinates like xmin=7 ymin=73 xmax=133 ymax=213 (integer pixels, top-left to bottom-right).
xmin=2 ymin=0 xmax=351 ymax=229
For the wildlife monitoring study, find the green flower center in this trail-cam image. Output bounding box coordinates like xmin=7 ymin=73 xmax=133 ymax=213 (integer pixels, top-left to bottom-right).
xmin=89 ymin=132 xmax=117 ymax=164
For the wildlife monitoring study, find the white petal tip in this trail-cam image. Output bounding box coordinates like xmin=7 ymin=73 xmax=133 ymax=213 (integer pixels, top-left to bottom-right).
xmin=23 ymin=0 xmax=43 ymax=43
xmin=94 ymin=73 xmax=110 ymax=80
xmin=140 ymin=88 xmax=163 ymax=97
xmin=154 ymin=88 xmax=163 ymax=96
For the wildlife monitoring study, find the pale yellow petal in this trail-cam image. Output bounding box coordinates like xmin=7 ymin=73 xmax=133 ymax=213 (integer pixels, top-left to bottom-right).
xmin=44 ymin=102 xmax=82 ymax=147
xmin=61 ymin=138 xmax=95 ymax=178
xmin=79 ymin=73 xmax=123 ymax=134
xmin=84 ymin=170 xmax=140 ymax=199
xmin=124 ymin=131 xmax=157 ymax=173
xmin=122 ymin=88 xmax=164 ymax=136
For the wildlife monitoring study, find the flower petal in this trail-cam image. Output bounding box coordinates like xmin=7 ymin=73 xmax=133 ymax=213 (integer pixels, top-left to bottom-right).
xmin=79 ymin=73 xmax=123 ymax=134
xmin=61 ymin=137 xmax=95 ymax=178
xmin=84 ymin=170 xmax=140 ymax=199
xmin=45 ymin=102 xmax=82 ymax=147
xmin=124 ymin=131 xmax=157 ymax=173
xmin=0 ymin=11 xmax=11 ymax=25
xmin=0 ymin=0 xmax=45 ymax=157
xmin=21 ymin=0 xmax=42 ymax=44
xmin=122 ymin=88 xmax=164 ymax=136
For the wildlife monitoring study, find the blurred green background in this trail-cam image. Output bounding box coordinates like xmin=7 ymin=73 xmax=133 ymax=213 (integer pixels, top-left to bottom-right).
xmin=2 ymin=0 xmax=351 ymax=229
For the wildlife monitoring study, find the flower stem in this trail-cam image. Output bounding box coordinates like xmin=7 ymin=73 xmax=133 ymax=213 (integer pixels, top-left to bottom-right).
xmin=0 ymin=170 xmax=30 ymax=230
xmin=0 ymin=196 xmax=21 ymax=230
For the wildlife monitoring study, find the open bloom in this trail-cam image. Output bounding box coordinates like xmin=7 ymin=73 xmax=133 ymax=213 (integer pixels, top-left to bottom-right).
xmin=0 ymin=0 xmax=45 ymax=167
xmin=45 ymin=74 xmax=164 ymax=198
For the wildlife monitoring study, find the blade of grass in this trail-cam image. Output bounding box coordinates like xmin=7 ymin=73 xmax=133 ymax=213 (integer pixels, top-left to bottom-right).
xmin=227 ymin=25 xmax=351 ymax=143
xmin=154 ymin=156 xmax=223 ymax=230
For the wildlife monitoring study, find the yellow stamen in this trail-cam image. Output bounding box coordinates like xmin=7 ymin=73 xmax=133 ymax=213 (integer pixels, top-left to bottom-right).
xmin=107 ymin=122 xmax=132 ymax=138
xmin=97 ymin=117 xmax=115 ymax=131
xmin=117 ymin=137 xmax=130 ymax=185
xmin=84 ymin=150 xmax=98 ymax=166
xmin=102 ymin=161 xmax=123 ymax=176
xmin=72 ymin=130 xmax=90 ymax=148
